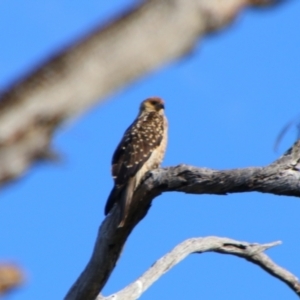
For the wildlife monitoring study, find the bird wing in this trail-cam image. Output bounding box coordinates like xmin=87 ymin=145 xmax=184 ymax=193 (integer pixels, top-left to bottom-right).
xmin=104 ymin=112 xmax=164 ymax=220
xmin=111 ymin=112 xmax=164 ymax=186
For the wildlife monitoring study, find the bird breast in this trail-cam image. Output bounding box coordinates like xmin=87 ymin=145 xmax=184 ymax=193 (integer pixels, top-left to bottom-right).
xmin=134 ymin=115 xmax=168 ymax=188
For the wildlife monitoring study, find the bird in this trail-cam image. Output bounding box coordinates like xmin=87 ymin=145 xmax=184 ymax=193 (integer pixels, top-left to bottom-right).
xmin=104 ymin=97 xmax=168 ymax=227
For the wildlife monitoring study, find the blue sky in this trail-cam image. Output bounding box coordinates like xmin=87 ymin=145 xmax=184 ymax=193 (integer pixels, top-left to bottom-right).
xmin=1 ymin=1 xmax=300 ymax=299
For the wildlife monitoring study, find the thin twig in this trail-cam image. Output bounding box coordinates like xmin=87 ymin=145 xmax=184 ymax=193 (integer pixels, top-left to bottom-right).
xmin=98 ymin=237 xmax=299 ymax=299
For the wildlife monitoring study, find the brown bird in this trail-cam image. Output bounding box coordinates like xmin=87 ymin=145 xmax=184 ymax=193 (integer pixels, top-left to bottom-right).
xmin=105 ymin=97 xmax=168 ymax=227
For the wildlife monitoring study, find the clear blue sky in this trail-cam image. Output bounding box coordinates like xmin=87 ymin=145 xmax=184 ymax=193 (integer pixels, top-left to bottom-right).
xmin=1 ymin=1 xmax=300 ymax=299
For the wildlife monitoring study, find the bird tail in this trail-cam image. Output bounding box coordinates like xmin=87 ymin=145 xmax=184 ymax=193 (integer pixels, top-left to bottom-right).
xmin=104 ymin=178 xmax=136 ymax=227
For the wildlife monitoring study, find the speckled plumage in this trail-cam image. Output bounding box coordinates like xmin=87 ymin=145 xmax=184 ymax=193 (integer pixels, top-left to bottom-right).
xmin=105 ymin=97 xmax=168 ymax=227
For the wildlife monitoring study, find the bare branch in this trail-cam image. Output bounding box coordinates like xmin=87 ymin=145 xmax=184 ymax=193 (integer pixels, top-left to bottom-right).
xmin=65 ymin=140 xmax=300 ymax=300
xmin=98 ymin=237 xmax=300 ymax=299
xmin=0 ymin=0 xmax=284 ymax=186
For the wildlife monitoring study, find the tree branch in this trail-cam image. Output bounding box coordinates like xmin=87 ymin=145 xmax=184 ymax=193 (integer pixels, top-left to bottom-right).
xmin=0 ymin=264 xmax=23 ymax=295
xmin=97 ymin=237 xmax=300 ymax=299
xmin=0 ymin=0 xmax=284 ymax=186
xmin=65 ymin=140 xmax=300 ymax=300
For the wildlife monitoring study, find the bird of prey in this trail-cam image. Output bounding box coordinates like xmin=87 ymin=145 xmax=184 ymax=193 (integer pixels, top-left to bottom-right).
xmin=104 ymin=97 xmax=168 ymax=227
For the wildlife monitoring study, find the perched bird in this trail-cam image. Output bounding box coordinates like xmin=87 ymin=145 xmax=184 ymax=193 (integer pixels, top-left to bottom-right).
xmin=105 ymin=97 xmax=168 ymax=227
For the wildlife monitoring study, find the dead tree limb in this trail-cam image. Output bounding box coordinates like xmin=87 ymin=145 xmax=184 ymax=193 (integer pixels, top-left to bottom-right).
xmin=0 ymin=0 xmax=285 ymax=186
xmin=65 ymin=138 xmax=300 ymax=300
xmin=95 ymin=237 xmax=300 ymax=299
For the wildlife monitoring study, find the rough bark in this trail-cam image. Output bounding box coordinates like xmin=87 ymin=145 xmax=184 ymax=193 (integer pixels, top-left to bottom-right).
xmin=65 ymin=140 xmax=300 ymax=300
xmin=0 ymin=0 xmax=284 ymax=186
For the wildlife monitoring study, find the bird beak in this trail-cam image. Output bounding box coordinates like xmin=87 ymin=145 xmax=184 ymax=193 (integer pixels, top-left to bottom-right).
xmin=158 ymin=103 xmax=165 ymax=110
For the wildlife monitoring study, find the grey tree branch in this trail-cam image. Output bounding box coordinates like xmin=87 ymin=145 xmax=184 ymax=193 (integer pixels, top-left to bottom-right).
xmin=0 ymin=0 xmax=284 ymax=186
xmin=96 ymin=237 xmax=300 ymax=300
xmin=65 ymin=140 xmax=300 ymax=300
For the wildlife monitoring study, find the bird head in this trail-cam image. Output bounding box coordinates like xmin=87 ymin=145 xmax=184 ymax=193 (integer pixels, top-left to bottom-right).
xmin=140 ymin=97 xmax=165 ymax=113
